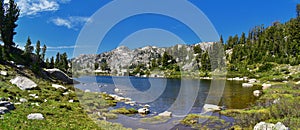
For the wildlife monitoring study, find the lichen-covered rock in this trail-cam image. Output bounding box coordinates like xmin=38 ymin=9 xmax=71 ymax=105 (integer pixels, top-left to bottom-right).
xmin=10 ymin=76 xmax=37 ymax=90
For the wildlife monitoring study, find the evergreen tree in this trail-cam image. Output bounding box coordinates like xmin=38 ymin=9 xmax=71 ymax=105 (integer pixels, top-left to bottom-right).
xmin=45 ymin=58 xmax=50 ymax=68
xmin=24 ymin=37 xmax=33 ymax=55
xmin=55 ymin=52 xmax=60 ymax=68
xmin=35 ymin=40 xmax=41 ymax=62
xmin=1 ymin=0 xmax=19 ymax=52
xmin=50 ymin=56 xmax=54 ymax=69
xmin=41 ymin=44 xmax=47 ymax=61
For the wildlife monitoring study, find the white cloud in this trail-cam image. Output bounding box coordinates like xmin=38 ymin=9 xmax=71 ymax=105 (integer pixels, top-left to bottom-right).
xmin=16 ymin=0 xmax=71 ymax=17
xmin=51 ymin=17 xmax=72 ymax=28
xmin=51 ymin=16 xmax=92 ymax=30
xmin=47 ymin=45 xmax=76 ymax=49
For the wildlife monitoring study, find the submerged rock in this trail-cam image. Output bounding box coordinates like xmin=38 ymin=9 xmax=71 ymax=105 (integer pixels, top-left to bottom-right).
xmin=27 ymin=113 xmax=44 ymax=120
xmin=10 ymin=76 xmax=37 ymax=90
xmin=158 ymin=111 xmax=172 ymax=117
xmin=242 ymin=83 xmax=253 ymax=87
xmin=203 ymin=104 xmax=222 ymax=113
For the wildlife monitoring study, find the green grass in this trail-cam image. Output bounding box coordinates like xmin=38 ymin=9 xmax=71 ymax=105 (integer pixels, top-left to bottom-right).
xmin=110 ymin=107 xmax=138 ymax=115
xmin=0 ymin=63 xmax=130 ymax=130
xmin=220 ymin=83 xmax=300 ymax=129
xmin=180 ymin=114 xmax=230 ymax=129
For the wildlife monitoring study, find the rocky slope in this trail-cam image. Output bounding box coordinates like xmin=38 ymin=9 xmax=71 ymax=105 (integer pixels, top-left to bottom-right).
xmin=72 ymin=42 xmax=214 ymax=76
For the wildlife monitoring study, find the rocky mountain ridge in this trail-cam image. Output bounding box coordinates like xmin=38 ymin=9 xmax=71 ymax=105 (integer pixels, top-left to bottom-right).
xmin=72 ymin=42 xmax=215 ymax=76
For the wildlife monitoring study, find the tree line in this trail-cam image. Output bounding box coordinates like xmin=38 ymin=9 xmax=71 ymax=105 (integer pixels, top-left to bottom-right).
xmin=0 ymin=0 xmax=69 ymax=73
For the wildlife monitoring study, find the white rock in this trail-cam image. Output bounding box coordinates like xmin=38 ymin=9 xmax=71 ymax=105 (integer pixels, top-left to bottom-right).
xmin=262 ymin=83 xmax=272 ymax=90
xmin=248 ymin=79 xmax=257 ymax=83
xmin=19 ymin=98 xmax=28 ymax=103
xmin=27 ymin=113 xmax=44 ymax=120
xmin=253 ymin=90 xmax=262 ymax=97
xmin=296 ymin=81 xmax=300 ymax=85
xmin=68 ymin=100 xmax=74 ymax=103
xmin=242 ymin=83 xmax=253 ymax=87
xmin=274 ymin=122 xmax=288 ymax=130
xmin=52 ymin=84 xmax=66 ymax=90
xmin=29 ymin=94 xmax=37 ymax=97
xmin=62 ymin=92 xmax=69 ymax=95
xmin=144 ymin=104 xmax=150 ymax=108
xmin=203 ymin=104 xmax=221 ymax=112
xmin=138 ymin=108 xmax=150 ymax=114
xmin=114 ymin=88 xmax=120 ymax=93
xmin=0 ymin=107 xmax=9 ymax=114
xmin=84 ymin=89 xmax=91 ymax=93
xmin=10 ymin=76 xmax=37 ymax=90
xmin=158 ymin=111 xmax=172 ymax=117
xmin=31 ymin=103 xmax=40 ymax=106
xmin=0 ymin=71 xmax=7 ymax=76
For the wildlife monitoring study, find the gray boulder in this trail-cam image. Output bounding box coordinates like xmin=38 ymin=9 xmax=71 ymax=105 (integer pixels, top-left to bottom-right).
xmin=27 ymin=113 xmax=44 ymax=120
xmin=274 ymin=122 xmax=288 ymax=130
xmin=0 ymin=107 xmax=9 ymax=114
xmin=0 ymin=101 xmax=15 ymax=110
xmin=45 ymin=68 xmax=78 ymax=84
xmin=10 ymin=76 xmax=37 ymax=90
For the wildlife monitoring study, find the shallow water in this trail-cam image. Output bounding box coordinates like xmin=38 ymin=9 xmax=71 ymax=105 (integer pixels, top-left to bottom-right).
xmin=75 ymin=76 xmax=260 ymax=129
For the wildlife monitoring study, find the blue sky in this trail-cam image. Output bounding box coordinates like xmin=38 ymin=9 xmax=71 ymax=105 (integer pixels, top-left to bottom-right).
xmin=13 ymin=0 xmax=299 ymax=58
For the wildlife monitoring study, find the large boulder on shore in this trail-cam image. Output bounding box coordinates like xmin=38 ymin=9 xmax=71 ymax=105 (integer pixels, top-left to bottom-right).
xmin=10 ymin=76 xmax=37 ymax=90
xmin=138 ymin=108 xmax=150 ymax=114
xmin=45 ymin=68 xmax=78 ymax=84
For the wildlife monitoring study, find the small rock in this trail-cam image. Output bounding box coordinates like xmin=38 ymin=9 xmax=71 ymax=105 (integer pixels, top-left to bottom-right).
xmin=158 ymin=111 xmax=172 ymax=117
xmin=31 ymin=103 xmax=40 ymax=106
xmin=0 ymin=71 xmax=7 ymax=76
xmin=248 ymin=79 xmax=257 ymax=83
xmin=62 ymin=92 xmax=69 ymax=95
xmin=274 ymin=122 xmax=288 ymax=130
xmin=253 ymin=90 xmax=262 ymax=97
xmin=0 ymin=107 xmax=9 ymax=114
xmin=0 ymin=101 xmax=15 ymax=110
xmin=138 ymin=108 xmax=150 ymax=114
xmin=262 ymin=83 xmax=272 ymax=90
xmin=10 ymin=76 xmax=37 ymax=90
xmin=20 ymin=98 xmax=28 ymax=103
xmin=52 ymin=84 xmax=67 ymax=90
xmin=203 ymin=104 xmax=221 ymax=112
xmin=44 ymin=99 xmax=47 ymax=102
xmin=144 ymin=104 xmax=150 ymax=108
xmin=296 ymin=81 xmax=300 ymax=85
xmin=242 ymin=83 xmax=253 ymax=87
xmin=114 ymin=88 xmax=120 ymax=93
xmin=282 ymin=81 xmax=288 ymax=83
xmin=27 ymin=113 xmax=44 ymax=120
xmin=68 ymin=100 xmax=74 ymax=103
xmin=84 ymin=89 xmax=91 ymax=93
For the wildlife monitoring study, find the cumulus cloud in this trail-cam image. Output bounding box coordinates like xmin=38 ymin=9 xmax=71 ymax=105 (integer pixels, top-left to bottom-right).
xmin=16 ymin=0 xmax=71 ymax=16
xmin=51 ymin=16 xmax=92 ymax=30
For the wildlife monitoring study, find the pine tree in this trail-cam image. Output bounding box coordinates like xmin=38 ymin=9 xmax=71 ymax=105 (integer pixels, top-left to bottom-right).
xmin=50 ymin=56 xmax=54 ymax=69
xmin=35 ymin=40 xmax=41 ymax=62
xmin=41 ymin=44 xmax=47 ymax=61
xmin=1 ymin=0 xmax=20 ymax=52
xmin=55 ymin=52 xmax=60 ymax=68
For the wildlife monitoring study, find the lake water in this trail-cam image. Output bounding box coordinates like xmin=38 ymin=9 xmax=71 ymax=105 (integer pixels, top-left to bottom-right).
xmin=75 ymin=76 xmax=260 ymax=129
